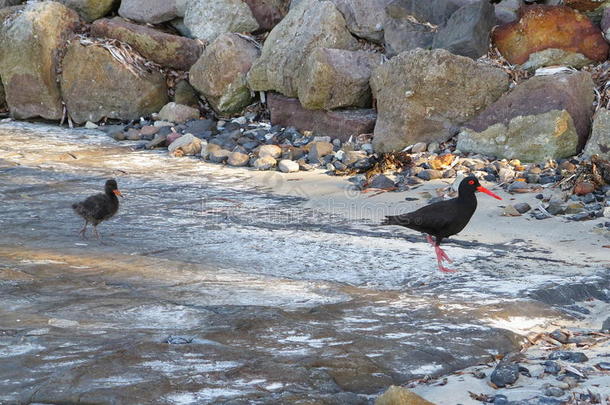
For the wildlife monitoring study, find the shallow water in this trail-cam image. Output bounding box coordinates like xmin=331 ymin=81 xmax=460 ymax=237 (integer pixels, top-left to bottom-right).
xmin=0 ymin=122 xmax=608 ymax=404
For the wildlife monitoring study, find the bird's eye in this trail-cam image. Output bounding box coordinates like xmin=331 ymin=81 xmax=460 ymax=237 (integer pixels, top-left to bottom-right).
xmin=468 ymin=180 xmax=475 ymax=185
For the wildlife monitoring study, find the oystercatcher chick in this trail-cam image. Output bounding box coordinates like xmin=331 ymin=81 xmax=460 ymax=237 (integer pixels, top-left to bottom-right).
xmin=72 ymin=179 xmax=123 ymax=239
xmin=382 ymin=176 xmax=502 ymax=273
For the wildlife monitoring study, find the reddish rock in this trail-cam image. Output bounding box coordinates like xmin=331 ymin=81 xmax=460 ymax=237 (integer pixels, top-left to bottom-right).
xmin=139 ymin=126 xmax=160 ymax=136
xmin=574 ymin=181 xmax=595 ymax=195
xmin=268 ymin=93 xmax=376 ymax=142
xmin=91 ymin=18 xmax=202 ymax=71
xmin=243 ymin=0 xmax=289 ymax=31
xmin=493 ymin=5 xmax=608 ymax=65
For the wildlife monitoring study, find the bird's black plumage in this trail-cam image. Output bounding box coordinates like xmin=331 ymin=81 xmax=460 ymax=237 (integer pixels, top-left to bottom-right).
xmin=72 ymin=179 xmax=122 ymax=239
xmin=382 ymin=176 xmax=502 ymax=272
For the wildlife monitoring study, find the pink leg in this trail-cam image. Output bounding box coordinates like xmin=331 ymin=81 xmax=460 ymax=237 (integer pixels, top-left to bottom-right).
xmin=426 ymin=235 xmax=435 ymax=247
xmin=435 ymin=245 xmax=453 ymax=263
xmin=434 ymin=246 xmax=456 ymax=273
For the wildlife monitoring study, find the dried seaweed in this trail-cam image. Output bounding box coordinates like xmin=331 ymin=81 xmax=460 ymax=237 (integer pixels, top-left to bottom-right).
xmin=584 ymin=61 xmax=610 ymax=111
xmin=335 ymin=152 xmax=412 ymax=178
xmin=557 ymin=155 xmax=610 ymax=191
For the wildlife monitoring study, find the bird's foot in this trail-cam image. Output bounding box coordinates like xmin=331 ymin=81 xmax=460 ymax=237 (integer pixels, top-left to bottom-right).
xmin=78 ymin=229 xmax=88 ymax=239
xmin=435 ymin=246 xmax=453 ymax=263
xmin=437 ymin=262 xmax=457 ymax=273
xmin=93 ymin=228 xmax=101 ymax=240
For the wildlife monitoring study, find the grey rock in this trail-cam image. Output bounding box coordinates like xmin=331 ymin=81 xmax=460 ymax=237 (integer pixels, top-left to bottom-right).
xmin=258 ymin=144 xmax=282 ymax=159
xmin=248 ymin=0 xmax=358 ymax=97
xmin=119 ymin=0 xmax=178 ymax=24
xmin=184 ymin=0 xmax=259 ymax=42
xmin=158 ymin=102 xmax=199 ymax=124
xmin=371 ymin=48 xmax=509 ymax=152
xmin=253 ymin=156 xmax=277 ymax=170
xmin=209 ymin=148 xmax=231 ymax=163
xmin=189 ymin=33 xmax=260 ymax=116
xmin=297 ymin=48 xmax=383 ymax=110
xmin=490 ymin=362 xmax=519 ymax=387
xmin=583 ymin=108 xmax=610 ymax=160
xmin=227 ymin=151 xmax=250 ymax=167
xmin=278 ymin=159 xmax=300 ymax=173
xmin=548 ymin=351 xmax=588 ymax=363
xmin=168 ymin=134 xmax=203 ymax=156
xmin=367 ymin=174 xmax=395 ymax=189
xmin=544 ymin=361 xmax=561 ymax=375
xmin=417 ymin=169 xmax=442 ymax=181
xmin=513 ymin=202 xmax=531 ymax=214
xmin=331 ymin=0 xmax=391 ymax=43
xmin=521 ymin=49 xmax=595 ymax=71
xmin=602 ymin=316 xmax=610 ymax=331
xmin=308 ymin=141 xmax=334 ymax=163
xmin=383 ymin=16 xmax=434 ymax=58
xmin=343 ymin=150 xmax=368 ymax=166
xmin=543 ymin=386 xmax=564 ymax=397
xmin=460 ymin=72 xmax=595 ymax=158
xmin=433 ymin=0 xmax=496 ymax=59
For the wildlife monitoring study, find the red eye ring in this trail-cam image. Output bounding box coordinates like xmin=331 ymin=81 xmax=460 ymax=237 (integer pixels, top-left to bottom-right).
xmin=468 ymin=180 xmax=475 ymax=185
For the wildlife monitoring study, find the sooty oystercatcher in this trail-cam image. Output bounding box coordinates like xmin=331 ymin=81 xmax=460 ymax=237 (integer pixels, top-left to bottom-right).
xmin=72 ymin=179 xmax=123 ymax=239
xmin=382 ymin=176 xmax=502 ymax=273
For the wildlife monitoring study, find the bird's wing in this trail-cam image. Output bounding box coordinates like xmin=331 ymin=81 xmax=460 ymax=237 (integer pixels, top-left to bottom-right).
xmin=386 ymin=199 xmax=458 ymax=235
xmin=81 ymin=194 xmax=112 ymax=220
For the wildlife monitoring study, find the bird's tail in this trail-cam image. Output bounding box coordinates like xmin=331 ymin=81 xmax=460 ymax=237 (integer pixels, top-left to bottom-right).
xmin=381 ymin=215 xmax=398 ymax=226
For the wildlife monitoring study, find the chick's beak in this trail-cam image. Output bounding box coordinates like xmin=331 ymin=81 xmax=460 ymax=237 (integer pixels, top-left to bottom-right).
xmin=113 ymin=189 xmax=124 ymax=198
xmin=476 ymin=185 xmax=502 ymax=200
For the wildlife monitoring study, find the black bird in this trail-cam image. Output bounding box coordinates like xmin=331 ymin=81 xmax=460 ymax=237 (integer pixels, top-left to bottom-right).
xmin=72 ymin=179 xmax=123 ymax=239
xmin=382 ymin=176 xmax=502 ymax=273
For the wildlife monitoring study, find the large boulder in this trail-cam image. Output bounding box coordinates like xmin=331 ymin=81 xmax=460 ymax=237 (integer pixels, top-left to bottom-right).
xmin=269 ymin=93 xmax=376 ymax=141
xmin=61 ymin=40 xmax=169 ymax=124
xmin=457 ymin=110 xmax=579 ymax=162
xmin=297 ymin=48 xmax=383 ymax=110
xmin=432 ymin=0 xmax=496 ymax=59
xmin=493 ymin=5 xmax=608 ymax=68
xmin=56 ymin=0 xmax=117 ymax=22
xmin=459 ymin=72 xmax=595 ymax=156
xmin=0 ymin=2 xmax=79 ymax=120
xmin=189 ymin=33 xmax=260 ymax=116
xmin=184 ymin=0 xmax=259 ymax=43
xmin=247 ymin=0 xmax=358 ymax=97
xmin=91 ymin=18 xmax=202 ymax=70
xmin=383 ymin=0 xmax=437 ymax=57
xmin=582 ymin=108 xmax=610 ymax=160
xmin=0 ymin=0 xmax=25 ymax=7
xmin=118 ymin=0 xmax=178 ymax=24
xmin=370 ymin=48 xmax=509 ymax=153
xmin=331 ymin=0 xmax=392 ymax=44
xmin=243 ymin=0 xmax=290 ymax=31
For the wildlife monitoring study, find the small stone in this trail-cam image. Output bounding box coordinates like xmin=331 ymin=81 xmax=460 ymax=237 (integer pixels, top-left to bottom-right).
xmin=502 ymin=205 xmax=522 ymax=216
xmin=561 ymin=376 xmax=579 ymax=388
xmin=343 ymin=150 xmax=367 ymax=166
xmin=227 ymin=151 xmax=249 ymax=167
xmin=493 ymin=395 xmax=508 ymax=405
xmin=596 ymin=362 xmax=610 ymax=371
xmin=126 ymin=128 xmax=142 ymax=141
xmin=549 ymin=329 xmax=569 ymax=344
xmin=472 ymin=371 xmax=486 ymax=379
xmin=145 ymin=133 xmax=167 ymax=149
xmin=308 ymin=141 xmax=334 ymax=163
xmin=208 ymin=148 xmax=231 ymax=163
xmin=158 ymin=102 xmax=200 ymax=123
xmin=499 ymin=167 xmax=515 ymax=183
xmin=544 ymin=361 xmax=561 ymax=375
xmin=113 ymin=131 xmax=126 ymax=141
xmin=84 ymin=121 xmax=98 ymax=129
xmin=544 ymin=386 xmax=564 ymax=397
xmin=253 ymin=156 xmax=277 ymax=170
xmin=513 ymin=202 xmax=531 ymax=214
xmin=412 ymin=142 xmax=427 ymax=153
xmin=508 ymin=181 xmax=534 ymax=192
xmin=168 ymin=134 xmax=203 ymax=156
xmin=154 ymin=120 xmax=174 ymax=128
xmin=140 ymin=125 xmax=160 ymax=136
xmin=278 ymin=159 xmax=299 ymax=173
xmin=548 ymin=351 xmax=588 ymax=363
xmin=565 ymin=202 xmax=585 ymax=214
xmin=546 ymin=199 xmax=566 ymax=215
xmin=490 ymin=362 xmax=520 ymax=387
xmin=568 ymin=212 xmax=594 ymax=221
xmin=258 ymin=144 xmax=282 ymax=159
xmin=574 ymin=181 xmax=595 ymax=196
xmin=367 ymin=174 xmax=395 ymax=189
xmin=417 ymin=169 xmax=443 ymax=181
xmin=602 ymin=316 xmax=610 ymax=331
xmin=361 ymin=143 xmax=374 ymax=154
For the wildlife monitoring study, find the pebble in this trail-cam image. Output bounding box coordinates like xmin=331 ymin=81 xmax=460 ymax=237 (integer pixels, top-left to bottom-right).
xmin=208 ymin=148 xmax=230 ymax=163
xmin=253 ymin=156 xmax=277 ymax=170
xmin=412 ymin=142 xmax=427 ymax=153
xmin=258 ymin=144 xmax=282 ymax=159
xmin=417 ymin=169 xmax=442 ymax=181
xmin=546 ymin=200 xmax=565 ymax=215
xmin=502 ymin=205 xmax=522 ymax=216
xmin=308 ymin=141 xmax=334 ymax=163
xmin=596 ymin=362 xmax=610 ymax=371
xmin=548 ymin=351 xmax=588 ymax=363
xmin=368 ymin=174 xmax=395 ymax=189
xmin=227 ymin=151 xmax=249 ymax=167
xmin=564 ymin=202 xmax=584 ymax=214
xmin=84 ymin=121 xmax=98 ymax=129
xmin=543 ymin=361 xmax=561 ymax=375
xmin=490 ymin=362 xmax=520 ymax=387
xmin=427 ymin=142 xmax=440 ymax=153
xmin=278 ymin=159 xmax=299 ymax=173
xmin=543 ymin=386 xmax=564 ymax=397
xmin=514 ymin=202 xmax=531 ymax=214
xmin=360 ymin=143 xmax=374 ymax=154
xmin=602 ymin=316 xmax=610 ymax=331
xmin=548 ymin=329 xmax=569 ymax=344
xmin=153 ymin=120 xmax=174 ymax=128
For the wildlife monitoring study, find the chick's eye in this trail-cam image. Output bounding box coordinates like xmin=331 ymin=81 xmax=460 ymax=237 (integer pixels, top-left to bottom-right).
xmin=468 ymin=180 xmax=475 ymax=185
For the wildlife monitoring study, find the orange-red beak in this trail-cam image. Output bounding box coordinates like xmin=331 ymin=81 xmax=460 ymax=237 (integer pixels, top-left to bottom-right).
xmin=476 ymin=186 xmax=502 ymax=200
xmin=113 ymin=189 xmax=124 ymax=198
